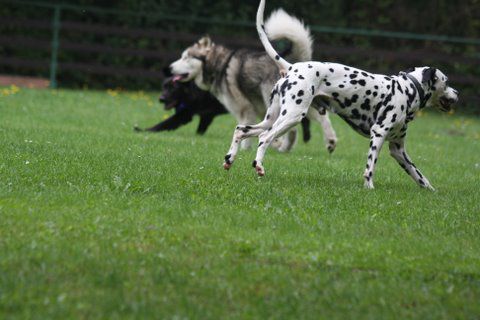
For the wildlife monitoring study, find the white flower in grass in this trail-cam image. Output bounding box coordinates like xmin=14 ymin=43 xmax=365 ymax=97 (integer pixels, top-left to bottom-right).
xmin=25 ymin=161 xmax=30 ymax=165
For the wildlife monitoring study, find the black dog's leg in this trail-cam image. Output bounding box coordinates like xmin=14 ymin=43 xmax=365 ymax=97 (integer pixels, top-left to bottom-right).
xmin=197 ymin=114 xmax=215 ymax=135
xmin=135 ymin=109 xmax=194 ymax=132
xmin=300 ymin=117 xmax=311 ymax=143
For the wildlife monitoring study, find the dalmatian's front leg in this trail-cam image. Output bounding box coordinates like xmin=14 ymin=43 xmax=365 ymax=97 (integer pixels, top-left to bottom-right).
xmin=389 ymin=139 xmax=435 ymax=191
xmin=364 ymin=126 xmax=388 ymax=189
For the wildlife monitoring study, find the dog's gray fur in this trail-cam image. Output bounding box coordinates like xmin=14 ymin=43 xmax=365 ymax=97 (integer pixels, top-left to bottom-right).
xmin=170 ymin=10 xmax=337 ymax=152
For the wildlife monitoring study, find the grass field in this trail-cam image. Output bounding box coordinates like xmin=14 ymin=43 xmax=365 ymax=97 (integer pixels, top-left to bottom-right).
xmin=1 ymin=87 xmax=479 ymax=319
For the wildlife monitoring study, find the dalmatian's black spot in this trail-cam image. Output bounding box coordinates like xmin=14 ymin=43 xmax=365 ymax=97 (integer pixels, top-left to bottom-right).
xmin=372 ymin=130 xmax=382 ymax=138
xmin=258 ymin=142 xmax=264 ymax=147
xmin=339 ymin=84 xmax=345 ymax=88
xmin=252 ymin=160 xmax=257 ymax=168
xmin=266 ymin=114 xmax=271 ymax=120
xmin=225 ymin=154 xmax=232 ymax=164
xmin=311 ymin=86 xmax=315 ymax=95
xmin=294 ymin=69 xmax=298 ymax=73
xmin=373 ymin=92 xmax=378 ymax=97
xmin=326 ymin=82 xmax=331 ymax=86
xmin=344 ymin=67 xmax=350 ymax=71
xmin=298 ymin=90 xmax=304 ymax=97
xmin=381 ymin=94 xmax=385 ymax=99
xmin=282 ymin=110 xmax=287 ymax=116
xmin=351 ymin=94 xmax=359 ymax=103
xmin=344 ymin=98 xmax=352 ymax=107
xmin=308 ymin=65 xmax=313 ymax=69
xmin=361 ymin=72 xmax=369 ymax=77
xmin=351 ymin=109 xmax=361 ymax=119
xmin=377 ymin=105 xmax=395 ymax=126
xmin=299 ymin=75 xmax=305 ymax=80
xmin=291 ymin=95 xmax=296 ymax=100
xmin=275 ymin=55 xmax=280 ymax=61
xmin=374 ymin=85 xmax=379 ymax=90
xmin=296 ymin=99 xmax=303 ymax=105
xmin=358 ymin=80 xmax=367 ymax=86
xmin=329 ymin=68 xmax=335 ymax=73
xmin=391 ymin=114 xmax=397 ymax=122
xmin=354 ymin=71 xmax=359 ymax=74
xmin=289 ymin=67 xmax=292 ymax=71
xmin=316 ymin=71 xmax=320 ymax=77
xmin=366 ymin=90 xmax=372 ymax=95
xmin=350 ymin=80 xmax=358 ymax=85
xmin=349 ymin=74 xmax=358 ymax=79
xmin=361 ymin=114 xmax=367 ymax=121
xmin=332 ymin=92 xmax=339 ymax=98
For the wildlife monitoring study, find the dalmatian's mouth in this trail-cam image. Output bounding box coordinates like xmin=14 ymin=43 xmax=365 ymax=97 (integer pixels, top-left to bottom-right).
xmin=439 ymin=96 xmax=456 ymax=112
xmin=172 ymin=73 xmax=190 ymax=83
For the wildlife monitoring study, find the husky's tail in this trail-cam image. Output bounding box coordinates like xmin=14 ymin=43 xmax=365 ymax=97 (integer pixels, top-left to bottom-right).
xmin=258 ymin=0 xmax=312 ymax=72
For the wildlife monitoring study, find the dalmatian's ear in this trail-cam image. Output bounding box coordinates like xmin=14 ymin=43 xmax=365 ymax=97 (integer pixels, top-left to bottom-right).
xmin=422 ymin=67 xmax=438 ymax=84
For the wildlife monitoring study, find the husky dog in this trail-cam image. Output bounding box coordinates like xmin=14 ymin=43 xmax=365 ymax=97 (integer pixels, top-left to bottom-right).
xmin=170 ymin=9 xmax=337 ymax=152
xmin=135 ymin=67 xmax=313 ymax=141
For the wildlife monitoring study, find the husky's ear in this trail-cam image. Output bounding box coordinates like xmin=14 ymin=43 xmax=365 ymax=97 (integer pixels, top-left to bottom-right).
xmin=422 ymin=67 xmax=438 ymax=84
xmin=198 ymin=35 xmax=213 ymax=48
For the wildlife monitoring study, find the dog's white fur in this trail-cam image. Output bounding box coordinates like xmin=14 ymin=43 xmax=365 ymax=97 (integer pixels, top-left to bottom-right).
xmin=223 ymin=0 xmax=459 ymax=190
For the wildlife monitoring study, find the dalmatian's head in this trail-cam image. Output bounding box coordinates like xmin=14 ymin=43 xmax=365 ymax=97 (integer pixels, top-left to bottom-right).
xmin=169 ymin=36 xmax=214 ymax=87
xmin=406 ymin=67 xmax=459 ymax=112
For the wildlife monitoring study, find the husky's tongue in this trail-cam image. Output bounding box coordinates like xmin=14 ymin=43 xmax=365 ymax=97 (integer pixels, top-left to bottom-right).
xmin=172 ymin=75 xmax=185 ymax=83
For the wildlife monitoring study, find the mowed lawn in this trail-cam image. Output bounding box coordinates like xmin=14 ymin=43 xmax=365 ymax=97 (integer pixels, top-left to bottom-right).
xmin=1 ymin=87 xmax=479 ymax=319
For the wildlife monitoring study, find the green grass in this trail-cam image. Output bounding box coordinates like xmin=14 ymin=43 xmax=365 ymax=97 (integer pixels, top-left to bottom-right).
xmin=1 ymin=87 xmax=479 ymax=319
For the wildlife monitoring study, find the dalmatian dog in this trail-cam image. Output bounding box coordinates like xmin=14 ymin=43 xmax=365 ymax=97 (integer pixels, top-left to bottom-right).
xmin=223 ymin=0 xmax=459 ymax=190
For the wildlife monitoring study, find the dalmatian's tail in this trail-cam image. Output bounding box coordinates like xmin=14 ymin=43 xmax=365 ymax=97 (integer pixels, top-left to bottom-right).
xmin=257 ymin=0 xmax=313 ymax=73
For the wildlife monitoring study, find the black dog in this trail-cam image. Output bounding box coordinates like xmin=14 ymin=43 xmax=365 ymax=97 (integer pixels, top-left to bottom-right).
xmin=134 ymin=69 xmax=228 ymax=135
xmin=135 ymin=69 xmax=312 ymax=141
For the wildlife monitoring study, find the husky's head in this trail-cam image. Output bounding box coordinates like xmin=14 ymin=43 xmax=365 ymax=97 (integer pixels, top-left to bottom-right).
xmin=405 ymin=67 xmax=459 ymax=112
xmin=170 ymin=36 xmax=214 ymax=89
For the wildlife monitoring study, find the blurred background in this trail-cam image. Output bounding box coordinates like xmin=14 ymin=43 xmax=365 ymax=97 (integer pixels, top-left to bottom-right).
xmin=0 ymin=0 xmax=479 ymax=113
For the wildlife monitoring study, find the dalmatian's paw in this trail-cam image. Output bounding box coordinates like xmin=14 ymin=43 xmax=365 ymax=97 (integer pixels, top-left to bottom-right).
xmin=364 ymin=179 xmax=375 ymax=190
xmin=253 ymin=160 xmax=266 ymax=177
xmin=224 ymin=154 xmax=234 ymax=170
xmin=422 ymin=183 xmax=436 ymax=192
xmin=327 ymin=139 xmax=337 ymax=154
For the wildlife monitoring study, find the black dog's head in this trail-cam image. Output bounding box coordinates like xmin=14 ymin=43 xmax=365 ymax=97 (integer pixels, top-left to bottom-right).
xmin=159 ymin=67 xmax=195 ymax=110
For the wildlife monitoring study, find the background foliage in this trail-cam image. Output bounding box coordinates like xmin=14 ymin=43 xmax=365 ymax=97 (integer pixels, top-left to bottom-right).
xmin=0 ymin=0 xmax=479 ymax=112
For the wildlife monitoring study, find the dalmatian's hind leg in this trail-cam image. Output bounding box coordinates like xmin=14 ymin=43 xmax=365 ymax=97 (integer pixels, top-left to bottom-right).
xmin=253 ymin=101 xmax=310 ymax=176
xmin=224 ymin=89 xmax=281 ymax=170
